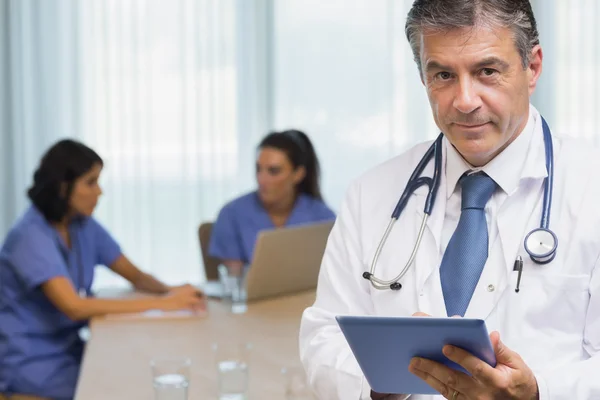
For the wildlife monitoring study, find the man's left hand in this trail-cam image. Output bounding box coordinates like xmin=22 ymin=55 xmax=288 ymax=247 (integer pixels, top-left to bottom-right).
xmin=408 ymin=331 xmax=539 ymax=400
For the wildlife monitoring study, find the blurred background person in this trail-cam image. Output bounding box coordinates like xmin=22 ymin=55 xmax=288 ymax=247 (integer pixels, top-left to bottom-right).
xmin=0 ymin=140 xmax=204 ymax=400
xmin=209 ymin=130 xmax=336 ymax=276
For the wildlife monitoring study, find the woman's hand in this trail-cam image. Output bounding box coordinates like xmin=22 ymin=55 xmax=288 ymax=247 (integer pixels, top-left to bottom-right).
xmin=162 ymin=284 xmax=206 ymax=312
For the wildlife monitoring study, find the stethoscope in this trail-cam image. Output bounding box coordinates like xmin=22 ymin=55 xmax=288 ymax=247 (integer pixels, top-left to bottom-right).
xmin=56 ymin=225 xmax=87 ymax=298
xmin=363 ymin=117 xmax=557 ymax=291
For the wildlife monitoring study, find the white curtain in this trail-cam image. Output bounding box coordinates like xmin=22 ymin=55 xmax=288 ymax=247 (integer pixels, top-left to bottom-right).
xmin=1 ymin=0 xmax=84 ymax=234
xmin=531 ymin=0 xmax=600 ymax=141
xmin=78 ymin=0 xmax=241 ymax=287
xmin=1 ymin=0 xmax=599 ymax=288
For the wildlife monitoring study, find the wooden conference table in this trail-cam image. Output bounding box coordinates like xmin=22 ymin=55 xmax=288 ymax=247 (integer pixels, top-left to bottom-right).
xmin=74 ymin=290 xmax=316 ymax=399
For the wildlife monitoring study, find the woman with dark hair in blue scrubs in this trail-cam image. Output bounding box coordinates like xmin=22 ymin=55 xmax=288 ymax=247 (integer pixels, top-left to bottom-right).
xmin=209 ymin=130 xmax=336 ymax=276
xmin=0 ymin=140 xmax=205 ymax=400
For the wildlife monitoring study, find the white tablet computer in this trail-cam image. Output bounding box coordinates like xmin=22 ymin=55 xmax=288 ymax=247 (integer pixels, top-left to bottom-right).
xmin=336 ymin=315 xmax=496 ymax=395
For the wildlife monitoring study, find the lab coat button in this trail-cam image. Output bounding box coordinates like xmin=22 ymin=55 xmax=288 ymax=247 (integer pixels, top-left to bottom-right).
xmin=487 ymin=284 xmax=495 ymax=292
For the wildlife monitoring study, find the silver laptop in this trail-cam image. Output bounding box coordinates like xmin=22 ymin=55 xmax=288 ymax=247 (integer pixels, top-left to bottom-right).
xmin=202 ymin=220 xmax=334 ymax=301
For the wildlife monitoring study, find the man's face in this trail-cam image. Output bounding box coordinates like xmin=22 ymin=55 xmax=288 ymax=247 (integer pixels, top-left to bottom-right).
xmin=419 ymin=25 xmax=542 ymax=166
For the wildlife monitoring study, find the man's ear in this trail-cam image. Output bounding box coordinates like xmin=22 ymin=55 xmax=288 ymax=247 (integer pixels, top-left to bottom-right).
xmin=527 ymin=45 xmax=543 ymax=96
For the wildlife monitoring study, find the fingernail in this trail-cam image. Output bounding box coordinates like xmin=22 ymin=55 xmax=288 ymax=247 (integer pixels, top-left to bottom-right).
xmin=443 ymin=346 xmax=453 ymax=356
xmin=411 ymin=358 xmax=421 ymax=369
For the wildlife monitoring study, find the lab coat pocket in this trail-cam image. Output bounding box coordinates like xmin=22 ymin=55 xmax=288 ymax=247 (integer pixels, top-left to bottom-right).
xmin=507 ymin=271 xmax=589 ymax=335
xmin=502 ymin=271 xmax=590 ymax=370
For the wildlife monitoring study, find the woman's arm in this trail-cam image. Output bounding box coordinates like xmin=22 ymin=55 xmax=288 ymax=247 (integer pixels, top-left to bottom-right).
xmin=41 ymin=276 xmax=204 ymax=321
xmin=110 ymin=254 xmax=171 ymax=294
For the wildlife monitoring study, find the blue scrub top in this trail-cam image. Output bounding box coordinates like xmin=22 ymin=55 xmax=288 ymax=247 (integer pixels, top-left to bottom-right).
xmin=0 ymin=206 xmax=121 ymax=399
xmin=209 ymin=191 xmax=336 ymax=264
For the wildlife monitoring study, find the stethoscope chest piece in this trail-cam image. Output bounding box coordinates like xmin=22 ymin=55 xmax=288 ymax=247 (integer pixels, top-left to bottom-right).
xmin=524 ymin=227 xmax=558 ymax=264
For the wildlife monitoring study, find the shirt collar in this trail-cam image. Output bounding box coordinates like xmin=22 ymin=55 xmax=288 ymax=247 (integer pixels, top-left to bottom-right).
xmin=445 ymin=104 xmax=540 ymax=199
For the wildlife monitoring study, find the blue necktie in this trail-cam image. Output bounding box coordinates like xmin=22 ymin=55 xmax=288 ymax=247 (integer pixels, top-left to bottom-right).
xmin=440 ymin=172 xmax=497 ymax=317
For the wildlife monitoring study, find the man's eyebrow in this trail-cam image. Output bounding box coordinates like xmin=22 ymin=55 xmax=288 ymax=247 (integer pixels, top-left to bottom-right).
xmin=424 ymin=57 xmax=510 ymax=73
xmin=473 ymin=57 xmax=510 ymax=70
xmin=424 ymin=60 xmax=452 ymax=73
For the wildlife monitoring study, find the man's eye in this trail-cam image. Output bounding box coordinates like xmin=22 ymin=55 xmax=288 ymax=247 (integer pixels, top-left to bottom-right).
xmin=481 ymin=68 xmax=498 ymax=77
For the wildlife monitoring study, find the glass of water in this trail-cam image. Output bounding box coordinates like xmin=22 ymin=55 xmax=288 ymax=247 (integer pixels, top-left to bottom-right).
xmin=218 ymin=264 xmax=233 ymax=298
xmin=151 ymin=357 xmax=191 ymax=400
xmin=219 ymin=265 xmax=248 ymax=314
xmin=281 ymin=366 xmax=316 ymax=400
xmin=230 ymin=274 xmax=247 ymax=314
xmin=212 ymin=342 xmax=252 ymax=400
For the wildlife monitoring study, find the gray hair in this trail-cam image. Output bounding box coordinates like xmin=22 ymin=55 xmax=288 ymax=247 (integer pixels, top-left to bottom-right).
xmin=405 ymin=0 xmax=540 ymax=74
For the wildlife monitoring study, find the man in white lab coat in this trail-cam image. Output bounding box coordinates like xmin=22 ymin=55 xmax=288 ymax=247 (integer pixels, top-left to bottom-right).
xmin=299 ymin=1 xmax=600 ymax=399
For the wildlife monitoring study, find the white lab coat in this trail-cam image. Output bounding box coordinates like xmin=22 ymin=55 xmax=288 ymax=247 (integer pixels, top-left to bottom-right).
xmin=300 ymin=109 xmax=600 ymax=400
